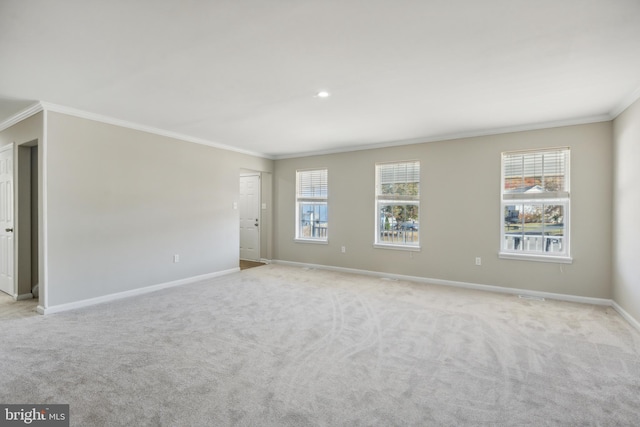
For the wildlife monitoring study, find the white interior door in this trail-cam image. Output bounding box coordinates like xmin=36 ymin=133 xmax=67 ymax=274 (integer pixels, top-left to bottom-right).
xmin=0 ymin=145 xmax=14 ymax=296
xmin=239 ymin=174 xmax=260 ymax=261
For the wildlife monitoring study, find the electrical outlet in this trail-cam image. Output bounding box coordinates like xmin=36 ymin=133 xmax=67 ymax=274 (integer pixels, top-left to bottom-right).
xmin=173 ymin=254 xmax=180 ymax=263
xmin=475 ymin=257 xmax=481 ymax=266
xmin=341 ymin=246 xmax=346 ymax=253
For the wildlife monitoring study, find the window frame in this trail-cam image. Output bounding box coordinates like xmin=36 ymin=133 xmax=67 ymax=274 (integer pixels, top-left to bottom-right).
xmin=295 ymin=168 xmax=329 ymax=244
xmin=374 ymin=160 xmax=421 ymax=251
xmin=499 ymin=147 xmax=572 ymax=264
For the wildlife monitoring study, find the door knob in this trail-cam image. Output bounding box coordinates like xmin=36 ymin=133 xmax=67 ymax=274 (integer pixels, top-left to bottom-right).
xmin=5 ymin=228 xmax=13 ymax=232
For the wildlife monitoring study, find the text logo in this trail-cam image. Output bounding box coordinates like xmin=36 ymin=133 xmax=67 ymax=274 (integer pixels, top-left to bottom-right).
xmin=0 ymin=405 xmax=69 ymax=427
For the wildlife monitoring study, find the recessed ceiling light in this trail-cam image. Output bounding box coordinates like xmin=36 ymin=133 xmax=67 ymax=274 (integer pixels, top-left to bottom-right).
xmin=316 ymin=91 xmax=330 ymax=98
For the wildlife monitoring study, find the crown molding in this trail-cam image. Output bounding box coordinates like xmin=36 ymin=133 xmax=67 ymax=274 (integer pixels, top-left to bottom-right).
xmin=273 ymin=114 xmax=612 ymax=159
xmin=0 ymin=102 xmax=44 ymax=132
xmin=38 ymin=102 xmax=274 ymax=160
xmin=0 ymin=101 xmax=619 ymax=161
xmin=609 ymin=85 xmax=640 ymax=119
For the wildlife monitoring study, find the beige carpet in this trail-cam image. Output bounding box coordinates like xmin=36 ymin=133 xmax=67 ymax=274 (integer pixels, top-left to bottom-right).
xmin=0 ymin=291 xmax=38 ymax=320
xmin=1 ymin=264 xmax=639 ymax=426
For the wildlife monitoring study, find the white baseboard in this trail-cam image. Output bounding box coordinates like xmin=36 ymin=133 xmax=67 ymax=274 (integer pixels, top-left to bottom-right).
xmin=16 ymin=292 xmax=34 ymax=301
xmin=36 ymin=268 xmax=240 ymax=315
xmin=272 ymin=260 xmax=612 ymax=306
xmin=273 ymin=260 xmax=640 ymax=330
xmin=259 ymin=258 xmax=271 ymax=264
xmin=611 ymin=301 xmax=640 ymax=332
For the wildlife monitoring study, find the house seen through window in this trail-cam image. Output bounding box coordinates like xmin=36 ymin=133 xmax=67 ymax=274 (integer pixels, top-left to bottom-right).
xmin=295 ymin=168 xmax=328 ymax=242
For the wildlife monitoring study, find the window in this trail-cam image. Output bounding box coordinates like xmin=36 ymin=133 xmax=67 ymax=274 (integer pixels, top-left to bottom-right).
xmin=295 ymin=168 xmax=328 ymax=242
xmin=375 ymin=161 xmax=420 ymax=249
xmin=500 ymin=148 xmax=571 ymax=262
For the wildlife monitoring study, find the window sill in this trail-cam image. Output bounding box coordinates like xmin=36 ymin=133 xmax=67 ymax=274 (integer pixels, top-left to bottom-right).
xmin=498 ymin=252 xmax=572 ymax=264
xmin=374 ymin=243 xmax=421 ymax=252
xmin=294 ymin=238 xmax=328 ymax=245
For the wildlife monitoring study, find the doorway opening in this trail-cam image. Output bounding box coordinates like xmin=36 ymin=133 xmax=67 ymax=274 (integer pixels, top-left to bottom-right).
xmin=239 ymin=260 xmax=265 ymax=270
xmin=16 ymin=142 xmax=39 ymax=301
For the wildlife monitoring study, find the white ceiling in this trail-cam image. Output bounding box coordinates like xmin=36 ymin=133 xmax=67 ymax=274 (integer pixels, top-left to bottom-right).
xmin=1 ymin=0 xmax=640 ymax=159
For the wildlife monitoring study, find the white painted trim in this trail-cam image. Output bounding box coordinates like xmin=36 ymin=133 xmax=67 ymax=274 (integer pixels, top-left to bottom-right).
xmin=498 ymin=252 xmax=573 ymax=264
xmin=273 ymin=114 xmax=612 ymax=159
xmin=42 ymin=109 xmax=49 ymax=310
xmin=272 ymin=259 xmax=612 ymax=306
xmin=40 ymin=102 xmax=273 ymax=160
xmin=0 ymin=102 xmax=44 ymax=132
xmin=611 ymin=301 xmax=640 ymax=332
xmin=294 ymin=238 xmax=329 ymax=244
xmin=259 ymin=258 xmax=271 ymax=264
xmin=3 ymin=101 xmax=272 ymax=158
xmin=373 ymin=243 xmax=421 ymax=252
xmin=610 ymin=85 xmax=640 ymax=119
xmin=2 ymin=143 xmax=16 ymax=298
xmin=2 ymin=101 xmax=616 ymax=161
xmin=36 ymin=268 xmax=240 ymax=315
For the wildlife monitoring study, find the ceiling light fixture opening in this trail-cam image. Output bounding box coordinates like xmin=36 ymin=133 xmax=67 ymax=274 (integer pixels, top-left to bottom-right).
xmin=316 ymin=91 xmax=330 ymax=98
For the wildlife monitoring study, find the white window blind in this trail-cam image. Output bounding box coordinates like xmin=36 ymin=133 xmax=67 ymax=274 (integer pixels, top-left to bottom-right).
xmin=503 ymin=149 xmax=569 ymax=200
xmin=297 ymin=169 xmax=328 ymax=199
xmin=378 ymin=161 xmax=420 ymax=185
xmin=376 ymin=161 xmax=420 ymax=201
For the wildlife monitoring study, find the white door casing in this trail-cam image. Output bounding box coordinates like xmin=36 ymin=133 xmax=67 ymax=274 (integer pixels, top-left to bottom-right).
xmin=0 ymin=145 xmax=14 ymax=296
xmin=239 ymin=174 xmax=260 ymax=261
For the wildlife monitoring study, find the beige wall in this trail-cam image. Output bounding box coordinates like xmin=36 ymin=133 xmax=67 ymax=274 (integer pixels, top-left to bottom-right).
xmin=274 ymin=122 xmax=613 ymax=299
xmin=46 ymin=112 xmax=273 ymax=307
xmin=0 ymin=109 xmax=623 ymax=310
xmin=0 ymin=112 xmax=43 ymax=146
xmin=613 ymin=98 xmax=640 ymax=321
xmin=260 ymin=172 xmax=273 ymax=260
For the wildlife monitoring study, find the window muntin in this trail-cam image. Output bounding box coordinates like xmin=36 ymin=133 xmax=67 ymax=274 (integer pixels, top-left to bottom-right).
xmin=500 ymin=148 xmax=570 ymax=260
xmin=295 ymin=169 xmax=328 ymax=241
xmin=375 ymin=161 xmax=420 ymax=248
